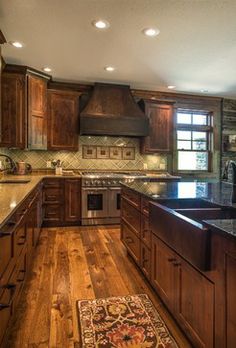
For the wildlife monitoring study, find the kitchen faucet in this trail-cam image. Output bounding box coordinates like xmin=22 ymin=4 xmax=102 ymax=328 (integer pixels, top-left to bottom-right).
xmin=0 ymin=154 xmax=17 ymax=174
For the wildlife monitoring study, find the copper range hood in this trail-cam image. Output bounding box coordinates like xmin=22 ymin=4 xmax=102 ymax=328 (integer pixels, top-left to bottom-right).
xmin=80 ymin=83 xmax=149 ymax=136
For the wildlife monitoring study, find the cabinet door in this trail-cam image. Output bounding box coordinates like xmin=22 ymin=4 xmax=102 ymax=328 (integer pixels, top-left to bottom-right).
xmin=47 ymin=90 xmax=79 ymax=151
xmin=226 ymin=253 xmax=236 ymax=348
xmin=28 ymin=75 xmax=47 ymax=150
xmin=140 ymin=242 xmax=151 ymax=279
xmin=141 ymin=102 xmax=173 ymax=153
xmin=1 ymin=73 xmax=25 ymax=148
xmin=177 ymin=258 xmax=214 ymax=348
xmin=64 ymin=179 xmax=81 ymax=222
xmin=151 ymin=235 xmax=176 ymax=312
xmin=140 ymin=215 xmax=151 ymax=248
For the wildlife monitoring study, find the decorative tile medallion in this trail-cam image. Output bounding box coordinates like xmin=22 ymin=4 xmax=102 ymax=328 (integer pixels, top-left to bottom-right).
xmin=122 ymin=147 xmax=135 ymax=160
xmin=83 ymin=145 xmax=97 ymax=159
xmin=97 ymin=146 xmax=110 ymax=159
xmin=109 ymin=146 xmax=122 ymax=160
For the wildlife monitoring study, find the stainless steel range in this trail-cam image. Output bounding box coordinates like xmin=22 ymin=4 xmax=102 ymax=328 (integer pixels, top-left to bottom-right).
xmin=81 ymin=172 xmax=145 ymax=225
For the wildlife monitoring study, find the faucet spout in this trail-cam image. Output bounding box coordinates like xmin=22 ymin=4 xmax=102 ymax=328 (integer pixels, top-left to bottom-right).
xmin=0 ymin=154 xmax=17 ymax=174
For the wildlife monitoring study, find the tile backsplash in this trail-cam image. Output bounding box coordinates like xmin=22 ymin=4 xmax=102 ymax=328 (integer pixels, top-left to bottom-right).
xmin=0 ymin=136 xmax=167 ymax=171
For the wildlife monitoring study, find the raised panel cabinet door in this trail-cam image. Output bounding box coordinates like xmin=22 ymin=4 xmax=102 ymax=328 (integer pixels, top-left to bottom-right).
xmin=151 ymin=235 xmax=177 ymax=312
xmin=177 ymin=258 xmax=214 ymax=348
xmin=47 ymin=91 xmax=79 ymax=151
xmin=1 ymin=73 xmax=25 ymax=148
xmin=140 ymin=243 xmax=151 ymax=279
xmin=64 ymin=179 xmax=81 ymax=222
xmin=28 ymin=75 xmax=47 ymax=150
xmin=226 ymin=253 xmax=236 ymax=348
xmin=141 ymin=102 xmax=173 ymax=153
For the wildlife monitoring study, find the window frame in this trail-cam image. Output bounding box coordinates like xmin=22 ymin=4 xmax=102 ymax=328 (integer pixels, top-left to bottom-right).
xmin=175 ymin=109 xmax=213 ymax=173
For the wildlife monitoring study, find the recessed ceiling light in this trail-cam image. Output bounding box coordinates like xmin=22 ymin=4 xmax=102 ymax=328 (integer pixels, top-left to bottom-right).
xmin=43 ymin=67 xmax=52 ymax=72
xmin=10 ymin=41 xmax=23 ymax=48
xmin=104 ymin=66 xmax=115 ymax=72
xmin=92 ymin=19 xmax=110 ymax=29
xmin=142 ymin=28 xmax=160 ymax=37
xmin=201 ymin=89 xmax=208 ymax=93
xmin=167 ymin=85 xmax=176 ymax=89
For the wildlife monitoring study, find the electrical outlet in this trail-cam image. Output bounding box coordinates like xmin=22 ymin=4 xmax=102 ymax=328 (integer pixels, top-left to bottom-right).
xmin=46 ymin=161 xmax=52 ymax=168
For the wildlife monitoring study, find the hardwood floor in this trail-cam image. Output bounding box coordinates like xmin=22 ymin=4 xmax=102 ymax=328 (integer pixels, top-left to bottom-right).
xmin=5 ymin=226 xmax=192 ymax=348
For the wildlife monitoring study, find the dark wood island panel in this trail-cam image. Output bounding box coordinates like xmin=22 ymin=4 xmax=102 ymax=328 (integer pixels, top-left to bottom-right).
xmin=120 ymin=184 xmax=236 ymax=348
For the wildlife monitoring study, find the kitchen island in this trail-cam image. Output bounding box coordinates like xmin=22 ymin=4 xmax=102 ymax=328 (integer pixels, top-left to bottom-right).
xmin=120 ymin=180 xmax=236 ymax=348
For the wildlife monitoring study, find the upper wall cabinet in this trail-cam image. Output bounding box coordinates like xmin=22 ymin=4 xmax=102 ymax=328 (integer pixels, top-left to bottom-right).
xmin=0 ymin=65 xmax=50 ymax=150
xmin=139 ymin=100 xmax=174 ymax=154
xmin=47 ymin=90 xmax=80 ymax=151
xmin=28 ymin=75 xmax=47 ymax=150
xmin=0 ymin=30 xmax=6 ymax=142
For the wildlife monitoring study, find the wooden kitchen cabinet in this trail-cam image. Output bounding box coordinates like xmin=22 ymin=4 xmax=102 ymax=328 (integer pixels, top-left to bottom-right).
xmin=47 ymin=90 xmax=80 ymax=151
xmin=0 ymin=73 xmax=25 ymax=148
xmin=0 ymin=184 xmax=42 ymax=346
xmin=0 ymin=30 xmax=6 ymax=139
xmin=151 ymin=234 xmax=177 ymax=312
xmin=1 ymin=65 xmax=50 ymax=149
xmin=28 ymin=75 xmax=47 ymax=150
xmin=42 ymin=177 xmax=81 ymax=226
xmin=121 ymin=221 xmax=140 ymax=264
xmin=64 ymin=179 xmax=81 ymax=222
xmin=139 ymin=100 xmax=174 ymax=153
xmin=225 ymin=252 xmax=236 ymax=348
xmin=151 ymin=235 xmax=214 ymax=348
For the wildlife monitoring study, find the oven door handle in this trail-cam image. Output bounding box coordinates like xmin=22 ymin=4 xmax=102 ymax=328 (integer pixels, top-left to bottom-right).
xmin=109 ymin=187 xmax=121 ymax=190
xmin=82 ymin=188 xmax=108 ymax=191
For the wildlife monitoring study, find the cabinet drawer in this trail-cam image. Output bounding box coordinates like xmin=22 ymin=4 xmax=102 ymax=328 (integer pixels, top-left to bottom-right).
xmin=43 ymin=178 xmax=62 ymax=188
xmin=43 ymin=187 xmax=62 ymax=203
xmin=121 ymin=222 xmax=140 ymax=264
xmin=0 ymin=284 xmax=12 ymax=345
xmin=140 ymin=243 xmax=151 ymax=279
xmin=141 ymin=215 xmax=151 ymax=248
xmin=14 ymin=222 xmax=26 ymax=261
xmin=43 ymin=204 xmax=63 ymax=222
xmin=121 ymin=199 xmax=141 ymax=235
xmin=12 ymin=248 xmax=27 ymax=312
xmin=122 ymin=187 xmax=140 ymax=209
xmin=141 ymin=197 xmax=150 ymax=216
xmin=0 ymin=230 xmax=13 ymax=278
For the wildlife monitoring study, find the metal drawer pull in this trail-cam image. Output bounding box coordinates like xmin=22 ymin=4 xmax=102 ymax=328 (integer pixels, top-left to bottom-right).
xmin=17 ymin=236 xmax=26 ymax=245
xmin=168 ymin=258 xmax=176 ymax=262
xmin=126 ymin=237 xmax=133 ymax=243
xmin=17 ymin=270 xmax=26 ymax=282
xmin=0 ymin=232 xmax=11 ymax=238
xmin=0 ymin=284 xmax=16 ymax=310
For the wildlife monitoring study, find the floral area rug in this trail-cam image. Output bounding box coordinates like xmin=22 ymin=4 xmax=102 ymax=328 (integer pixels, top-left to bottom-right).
xmin=77 ymin=294 xmax=179 ymax=348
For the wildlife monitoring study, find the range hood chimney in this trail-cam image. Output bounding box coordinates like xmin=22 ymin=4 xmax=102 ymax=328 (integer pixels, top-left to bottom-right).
xmin=80 ymin=83 xmax=149 ymax=136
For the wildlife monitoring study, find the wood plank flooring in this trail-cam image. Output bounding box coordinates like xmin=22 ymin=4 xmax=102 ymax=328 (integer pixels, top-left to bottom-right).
xmin=5 ymin=226 xmax=192 ymax=348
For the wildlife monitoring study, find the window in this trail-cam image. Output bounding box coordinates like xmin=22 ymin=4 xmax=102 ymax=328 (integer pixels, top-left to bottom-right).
xmin=176 ymin=110 xmax=213 ymax=171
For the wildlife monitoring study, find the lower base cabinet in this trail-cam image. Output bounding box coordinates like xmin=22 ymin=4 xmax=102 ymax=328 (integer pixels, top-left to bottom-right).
xmin=226 ymin=253 xmax=236 ymax=348
xmin=151 ymin=234 xmax=214 ymax=348
xmin=0 ymin=185 xmax=41 ymax=347
xmin=42 ymin=178 xmax=81 ymax=226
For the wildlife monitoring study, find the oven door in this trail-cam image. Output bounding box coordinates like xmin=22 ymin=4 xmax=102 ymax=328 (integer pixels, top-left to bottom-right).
xmin=108 ymin=187 xmax=121 ymax=218
xmin=82 ymin=188 xmax=109 ymax=219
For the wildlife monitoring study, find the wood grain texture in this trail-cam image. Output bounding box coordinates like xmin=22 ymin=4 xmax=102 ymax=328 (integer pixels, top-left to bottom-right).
xmin=5 ymin=226 xmax=191 ymax=348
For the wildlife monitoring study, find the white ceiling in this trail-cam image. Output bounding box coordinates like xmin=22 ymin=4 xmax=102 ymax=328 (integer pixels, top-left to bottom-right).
xmin=1 ymin=0 xmax=236 ymax=98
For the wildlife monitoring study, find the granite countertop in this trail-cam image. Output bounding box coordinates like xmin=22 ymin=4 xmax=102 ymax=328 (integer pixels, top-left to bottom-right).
xmin=121 ymin=180 xmax=236 ymax=207
xmin=122 ymin=180 xmax=236 ymax=239
xmin=203 ymin=219 xmax=236 ymax=238
xmin=0 ymin=173 xmax=81 ymax=229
